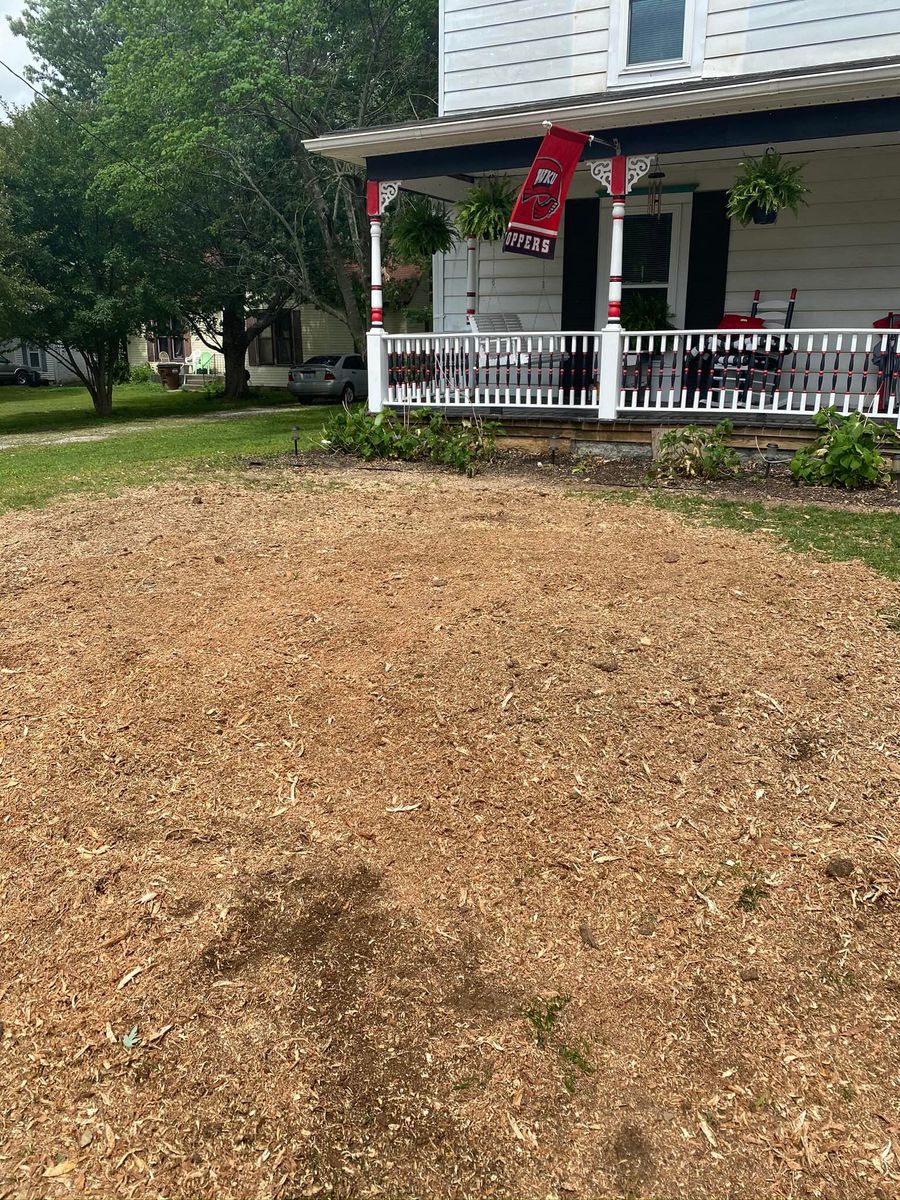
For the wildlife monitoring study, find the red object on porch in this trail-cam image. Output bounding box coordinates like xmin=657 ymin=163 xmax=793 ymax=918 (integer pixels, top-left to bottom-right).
xmin=717 ymin=313 xmax=765 ymax=330
xmin=503 ymin=125 xmax=590 ymax=261
xmin=873 ymin=312 xmax=900 ymax=413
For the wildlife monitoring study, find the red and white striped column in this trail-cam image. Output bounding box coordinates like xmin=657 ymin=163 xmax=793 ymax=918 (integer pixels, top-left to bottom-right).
xmin=365 ymin=179 xmax=402 ymax=329
xmin=589 ymin=155 xmax=652 ymax=329
xmin=365 ymin=179 xmax=401 ymax=412
xmin=465 ymin=236 xmax=477 ymax=323
xmin=589 ymin=155 xmax=651 ymax=419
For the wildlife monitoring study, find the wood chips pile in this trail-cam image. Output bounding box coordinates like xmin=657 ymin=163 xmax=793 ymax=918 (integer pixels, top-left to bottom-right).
xmin=1 ymin=466 xmax=899 ymax=1199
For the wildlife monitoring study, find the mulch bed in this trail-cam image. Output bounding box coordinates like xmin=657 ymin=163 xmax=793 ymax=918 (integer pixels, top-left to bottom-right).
xmin=253 ymin=448 xmax=900 ymax=509
xmin=1 ymin=466 xmax=899 ymax=1199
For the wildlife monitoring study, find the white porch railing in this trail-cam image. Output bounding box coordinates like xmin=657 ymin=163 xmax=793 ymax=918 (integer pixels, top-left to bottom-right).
xmin=374 ymin=329 xmax=900 ymax=423
xmin=385 ymin=332 xmax=602 ymax=411
xmin=620 ymin=329 xmax=900 ymax=420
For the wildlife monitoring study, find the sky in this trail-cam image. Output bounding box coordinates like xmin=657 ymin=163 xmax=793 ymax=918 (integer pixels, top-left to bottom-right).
xmin=0 ymin=0 xmax=35 ymax=109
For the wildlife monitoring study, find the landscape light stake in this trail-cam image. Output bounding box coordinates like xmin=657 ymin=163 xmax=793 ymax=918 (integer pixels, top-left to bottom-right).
xmin=292 ymin=425 xmax=300 ymax=460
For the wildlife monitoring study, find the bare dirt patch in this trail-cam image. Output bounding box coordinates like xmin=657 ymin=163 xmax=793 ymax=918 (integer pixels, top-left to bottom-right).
xmin=1 ymin=465 xmax=899 ymax=1199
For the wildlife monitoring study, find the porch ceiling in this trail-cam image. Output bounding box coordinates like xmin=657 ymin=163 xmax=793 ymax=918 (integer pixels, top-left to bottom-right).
xmin=304 ymin=59 xmax=900 ymax=174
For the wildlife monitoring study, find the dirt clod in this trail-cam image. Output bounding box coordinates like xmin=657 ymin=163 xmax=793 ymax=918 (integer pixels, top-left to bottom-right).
xmin=826 ymin=857 xmax=856 ymax=879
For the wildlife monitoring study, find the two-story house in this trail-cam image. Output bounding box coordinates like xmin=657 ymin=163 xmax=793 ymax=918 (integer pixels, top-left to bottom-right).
xmin=307 ymin=0 xmax=900 ymax=443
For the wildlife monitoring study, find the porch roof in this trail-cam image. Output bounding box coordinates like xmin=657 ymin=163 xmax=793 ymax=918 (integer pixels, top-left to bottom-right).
xmin=305 ymin=58 xmax=900 ymax=172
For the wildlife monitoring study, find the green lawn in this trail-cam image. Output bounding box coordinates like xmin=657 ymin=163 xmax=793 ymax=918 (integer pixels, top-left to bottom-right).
xmin=0 ymin=400 xmax=330 ymax=513
xmin=580 ymin=488 xmax=900 ymax=582
xmin=0 ymin=380 xmax=301 ymax=439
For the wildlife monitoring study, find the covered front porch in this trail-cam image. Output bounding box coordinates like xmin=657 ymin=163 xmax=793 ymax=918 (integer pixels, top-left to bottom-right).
xmin=307 ymin=84 xmax=900 ymax=428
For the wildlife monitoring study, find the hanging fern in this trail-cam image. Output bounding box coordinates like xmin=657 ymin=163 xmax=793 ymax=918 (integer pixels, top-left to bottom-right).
xmin=388 ymin=196 xmax=457 ymax=261
xmin=727 ymin=150 xmax=808 ymax=226
xmin=456 ymin=178 xmax=517 ymax=242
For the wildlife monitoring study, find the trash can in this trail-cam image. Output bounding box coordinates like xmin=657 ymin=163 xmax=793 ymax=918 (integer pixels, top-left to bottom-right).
xmin=157 ymin=362 xmax=182 ymax=391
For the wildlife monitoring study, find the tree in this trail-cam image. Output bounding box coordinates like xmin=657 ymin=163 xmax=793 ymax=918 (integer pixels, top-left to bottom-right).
xmin=99 ymin=0 xmax=437 ymax=352
xmin=0 ymin=100 xmax=178 ymax=415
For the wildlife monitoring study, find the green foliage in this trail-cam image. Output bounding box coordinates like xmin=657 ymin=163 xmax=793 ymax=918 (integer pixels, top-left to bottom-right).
xmin=0 ymin=100 xmax=180 ymax=415
xmin=127 ymin=362 xmax=157 ymax=385
xmin=790 ymin=408 xmax=897 ymax=489
xmin=737 ymin=874 xmax=770 ymax=912
xmin=388 ymin=197 xmax=457 ymax=261
xmin=620 ymin=293 xmax=675 ymax=332
xmin=322 ymin=406 xmax=497 ymax=475
xmin=727 ymin=149 xmax=808 ymax=226
xmin=649 ymin=420 xmax=741 ymax=481
xmin=523 ymin=995 xmax=570 ymax=1048
xmin=456 ymin=178 xmax=517 ymax=242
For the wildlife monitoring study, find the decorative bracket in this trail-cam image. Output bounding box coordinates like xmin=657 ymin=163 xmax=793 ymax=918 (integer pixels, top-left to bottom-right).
xmin=366 ymin=179 xmax=402 ymax=217
xmin=589 ymin=156 xmax=652 ymax=197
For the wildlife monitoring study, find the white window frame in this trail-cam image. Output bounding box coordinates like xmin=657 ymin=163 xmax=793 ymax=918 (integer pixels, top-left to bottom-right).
xmin=595 ymin=192 xmax=694 ymax=329
xmin=607 ymin=0 xmax=708 ymax=89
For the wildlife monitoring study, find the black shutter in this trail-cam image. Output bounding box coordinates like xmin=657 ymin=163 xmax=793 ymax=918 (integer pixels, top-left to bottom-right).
xmin=246 ymin=318 xmax=259 ymax=366
xmin=684 ymin=191 xmax=731 ymax=329
xmin=561 ymin=198 xmax=600 ymax=330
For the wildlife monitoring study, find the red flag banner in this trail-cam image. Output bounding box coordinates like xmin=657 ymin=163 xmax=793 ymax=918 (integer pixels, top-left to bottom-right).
xmin=503 ymin=125 xmax=591 ymax=261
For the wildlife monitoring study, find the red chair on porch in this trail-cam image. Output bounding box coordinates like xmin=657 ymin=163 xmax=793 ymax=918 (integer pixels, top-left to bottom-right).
xmin=708 ymin=288 xmax=798 ymax=404
xmin=872 ymin=313 xmax=900 ymax=414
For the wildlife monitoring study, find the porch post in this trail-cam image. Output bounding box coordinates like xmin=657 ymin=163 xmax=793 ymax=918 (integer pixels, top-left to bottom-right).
xmin=465 ymin=236 xmax=478 ymax=323
xmin=589 ymin=156 xmax=652 ymax=420
xmin=365 ymin=179 xmax=401 ymax=413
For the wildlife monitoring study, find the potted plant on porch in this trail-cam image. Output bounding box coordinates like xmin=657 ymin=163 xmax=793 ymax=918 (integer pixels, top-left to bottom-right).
xmin=456 ymin=178 xmax=518 ymax=241
xmin=620 ymin=293 xmax=675 ymax=396
xmin=727 ymin=149 xmax=808 ymax=226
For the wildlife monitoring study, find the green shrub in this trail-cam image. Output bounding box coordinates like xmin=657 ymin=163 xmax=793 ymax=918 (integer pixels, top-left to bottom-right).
xmin=128 ymin=362 xmax=157 ymax=384
xmin=790 ymin=408 xmax=897 ymax=489
xmin=322 ymin=406 xmax=497 ymax=475
xmin=649 ymin=420 xmax=740 ymax=481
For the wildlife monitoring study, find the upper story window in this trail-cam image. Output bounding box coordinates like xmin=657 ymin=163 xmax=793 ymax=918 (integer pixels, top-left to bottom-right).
xmin=628 ymin=0 xmax=686 ymax=65
xmin=608 ymin=0 xmax=707 ymax=87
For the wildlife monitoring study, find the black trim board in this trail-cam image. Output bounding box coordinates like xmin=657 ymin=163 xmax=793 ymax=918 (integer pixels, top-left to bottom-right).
xmin=684 ymin=191 xmax=731 ymax=329
xmin=561 ymin=199 xmax=600 ymax=330
xmin=366 ymin=95 xmax=900 ymax=180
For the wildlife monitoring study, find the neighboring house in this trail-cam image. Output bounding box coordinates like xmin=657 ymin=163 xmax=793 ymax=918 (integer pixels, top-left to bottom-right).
xmin=127 ymin=306 xmax=359 ymax=388
xmin=0 ymin=341 xmax=81 ymax=385
xmin=307 ymin=1 xmax=900 ymax=436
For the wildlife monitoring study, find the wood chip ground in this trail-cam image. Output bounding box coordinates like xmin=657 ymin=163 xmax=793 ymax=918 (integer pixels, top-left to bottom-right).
xmin=1 ymin=466 xmax=899 ymax=1199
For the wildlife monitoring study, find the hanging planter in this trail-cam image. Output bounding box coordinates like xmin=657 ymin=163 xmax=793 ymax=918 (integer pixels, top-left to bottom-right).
xmin=726 ymin=148 xmax=808 ymax=227
xmin=387 ymin=196 xmax=457 ymax=260
xmin=456 ymin=178 xmax=517 ymax=242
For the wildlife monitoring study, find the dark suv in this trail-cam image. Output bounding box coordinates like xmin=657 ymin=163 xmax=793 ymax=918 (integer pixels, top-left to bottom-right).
xmin=0 ymin=354 xmax=41 ymax=386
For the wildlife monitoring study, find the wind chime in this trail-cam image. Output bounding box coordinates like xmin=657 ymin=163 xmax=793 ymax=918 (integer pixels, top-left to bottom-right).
xmin=646 ymin=155 xmax=665 ymax=218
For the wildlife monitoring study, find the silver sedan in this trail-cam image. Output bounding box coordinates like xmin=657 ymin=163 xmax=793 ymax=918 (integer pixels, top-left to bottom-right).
xmin=287 ymin=354 xmax=368 ymax=403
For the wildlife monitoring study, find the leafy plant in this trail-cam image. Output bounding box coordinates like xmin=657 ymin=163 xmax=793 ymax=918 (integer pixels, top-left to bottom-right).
xmin=388 ymin=197 xmax=457 ymax=261
xmin=620 ymin=293 xmax=675 ymax=332
xmin=790 ymin=408 xmax=897 ymax=489
xmin=727 ymin=149 xmax=808 ymax=226
xmin=322 ymin=406 xmax=498 ymax=475
xmin=523 ymin=994 xmax=570 ymax=1048
xmin=737 ymin=874 xmax=770 ymax=912
xmin=649 ymin=420 xmax=741 ymax=481
xmin=456 ymin=178 xmax=517 ymax=242
xmin=128 ymin=362 xmax=157 ymax=385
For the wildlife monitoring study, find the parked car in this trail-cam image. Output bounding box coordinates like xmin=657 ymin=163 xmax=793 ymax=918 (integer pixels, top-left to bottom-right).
xmin=0 ymin=355 xmax=41 ymax=386
xmin=287 ymin=354 xmax=367 ymax=403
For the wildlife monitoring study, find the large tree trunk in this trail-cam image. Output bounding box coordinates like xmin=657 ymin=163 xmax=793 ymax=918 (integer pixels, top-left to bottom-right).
xmin=222 ymin=296 xmax=250 ymax=401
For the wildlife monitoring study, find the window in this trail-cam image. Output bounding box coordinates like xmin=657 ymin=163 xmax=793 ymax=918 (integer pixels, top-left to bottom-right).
xmin=344 ymin=356 xmax=365 ymax=370
xmin=608 ymin=0 xmax=707 ymax=86
xmin=256 ymin=312 xmax=295 ymax=366
xmin=148 ymin=318 xmax=187 ymax=361
xmin=628 ymin=0 xmax=685 ymax=65
xmin=596 ymin=194 xmax=693 ymax=327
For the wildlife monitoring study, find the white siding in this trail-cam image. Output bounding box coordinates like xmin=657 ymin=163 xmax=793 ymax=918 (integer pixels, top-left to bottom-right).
xmin=705 ymin=0 xmax=900 ymax=79
xmin=440 ymin=0 xmax=900 ymax=115
xmin=724 ymin=146 xmax=900 ymax=327
xmin=442 ymin=0 xmax=608 ymax=114
xmin=440 ymin=230 xmax=564 ymax=331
